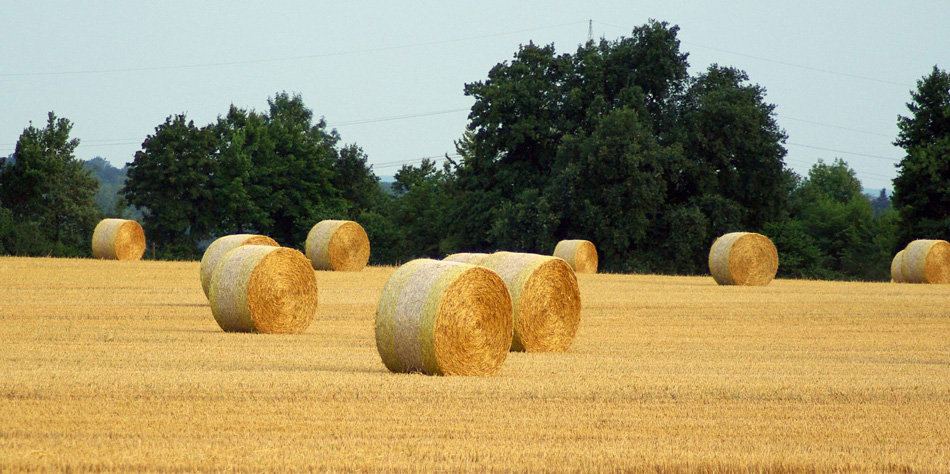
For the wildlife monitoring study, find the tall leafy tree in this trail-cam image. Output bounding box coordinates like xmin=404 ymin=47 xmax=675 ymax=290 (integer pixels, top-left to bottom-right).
xmin=892 ymin=66 xmax=950 ymax=244
xmin=675 ymin=65 xmax=789 ymax=229
xmin=252 ymin=92 xmax=347 ymax=246
xmin=0 ymin=112 xmax=100 ymax=256
xmin=123 ymin=114 xmax=218 ymax=258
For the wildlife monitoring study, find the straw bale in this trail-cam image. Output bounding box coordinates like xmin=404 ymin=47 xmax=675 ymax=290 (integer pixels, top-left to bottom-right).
xmin=708 ymin=232 xmax=778 ymax=286
xmin=209 ymin=245 xmax=318 ymax=333
xmin=200 ymin=234 xmax=279 ymax=298
xmin=376 ymin=259 xmax=513 ymax=376
xmin=478 ymin=252 xmax=581 ymax=352
xmin=553 ymin=239 xmax=598 ymax=274
xmin=901 ymin=239 xmax=950 ymax=284
xmin=890 ymin=250 xmax=907 ymax=283
xmin=305 ymin=220 xmax=370 ymax=271
xmin=443 ymin=253 xmax=490 ymax=265
xmin=91 ymin=218 xmax=146 ymax=260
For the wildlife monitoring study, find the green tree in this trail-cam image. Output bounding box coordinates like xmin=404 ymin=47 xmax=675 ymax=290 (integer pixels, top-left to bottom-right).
xmin=892 ymin=66 xmax=950 ymax=245
xmin=674 ymin=65 xmax=789 ymax=229
xmin=771 ymin=159 xmax=894 ymax=280
xmin=391 ymin=159 xmax=455 ymax=258
xmin=123 ymin=114 xmax=218 ymax=258
xmin=0 ymin=112 xmax=101 ymax=256
xmin=252 ymin=92 xmax=347 ymax=246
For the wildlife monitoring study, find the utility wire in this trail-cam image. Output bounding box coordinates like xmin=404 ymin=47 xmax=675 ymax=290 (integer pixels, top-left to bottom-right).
xmin=330 ymin=108 xmax=469 ymax=127
xmin=786 ymin=142 xmax=901 ymax=162
xmin=0 ymin=21 xmax=587 ymax=78
xmin=776 ymin=115 xmax=894 ymax=138
xmin=592 ymin=20 xmax=912 ymax=88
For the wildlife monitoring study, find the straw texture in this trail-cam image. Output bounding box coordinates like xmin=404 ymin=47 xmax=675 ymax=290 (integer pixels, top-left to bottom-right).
xmin=479 ymin=252 xmax=581 ymax=352
xmin=901 ymin=239 xmax=950 ymax=284
xmin=443 ymin=253 xmax=490 ymax=265
xmin=553 ymin=240 xmax=599 ymax=274
xmin=708 ymin=232 xmax=779 ymax=286
xmin=91 ymin=219 xmax=146 ymax=260
xmin=200 ymin=234 xmax=279 ymax=298
xmin=305 ymin=220 xmax=371 ymax=271
xmin=890 ymin=250 xmax=907 ymax=283
xmin=209 ymin=245 xmax=318 ymax=334
xmin=376 ymin=259 xmax=513 ymax=376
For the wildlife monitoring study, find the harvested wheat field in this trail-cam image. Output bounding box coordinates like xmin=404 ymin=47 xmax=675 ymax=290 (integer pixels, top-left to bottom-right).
xmin=0 ymin=256 xmax=948 ymax=472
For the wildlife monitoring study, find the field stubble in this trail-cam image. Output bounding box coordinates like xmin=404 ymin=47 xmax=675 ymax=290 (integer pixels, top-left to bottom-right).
xmin=0 ymin=256 xmax=948 ymax=472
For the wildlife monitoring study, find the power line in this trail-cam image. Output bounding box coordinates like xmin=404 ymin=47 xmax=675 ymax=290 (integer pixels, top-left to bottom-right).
xmin=0 ymin=21 xmax=587 ymax=78
xmin=776 ymin=115 xmax=894 ymax=138
xmin=592 ymin=20 xmax=912 ymax=88
xmin=786 ymin=142 xmax=901 ymax=162
xmin=329 ymin=108 xmax=468 ymax=127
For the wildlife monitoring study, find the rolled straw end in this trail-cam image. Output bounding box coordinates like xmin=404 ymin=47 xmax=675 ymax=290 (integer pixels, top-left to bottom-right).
xmin=709 ymin=232 xmax=778 ymax=286
xmin=553 ymin=239 xmax=598 ymax=274
xmin=200 ymin=234 xmax=279 ymax=298
xmin=376 ymin=259 xmax=513 ymax=376
xmin=209 ymin=245 xmax=318 ymax=334
xmin=306 ymin=220 xmax=371 ymax=271
xmin=92 ymin=219 xmax=146 ymax=260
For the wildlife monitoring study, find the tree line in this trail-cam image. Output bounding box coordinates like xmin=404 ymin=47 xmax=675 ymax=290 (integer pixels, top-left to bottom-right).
xmin=1 ymin=21 xmax=947 ymax=281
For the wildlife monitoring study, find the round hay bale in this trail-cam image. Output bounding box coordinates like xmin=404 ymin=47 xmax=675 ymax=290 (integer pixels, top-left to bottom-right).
xmin=553 ymin=239 xmax=598 ymax=274
xmin=209 ymin=245 xmax=318 ymax=334
xmin=708 ymin=232 xmax=778 ymax=286
xmin=200 ymin=234 xmax=279 ymax=298
xmin=375 ymin=259 xmax=513 ymax=376
xmin=305 ymin=220 xmax=370 ymax=271
xmin=901 ymin=239 xmax=950 ymax=284
xmin=443 ymin=252 xmax=490 ymax=265
xmin=91 ymin=218 xmax=146 ymax=260
xmin=479 ymin=252 xmax=581 ymax=352
xmin=891 ymin=249 xmax=907 ymax=283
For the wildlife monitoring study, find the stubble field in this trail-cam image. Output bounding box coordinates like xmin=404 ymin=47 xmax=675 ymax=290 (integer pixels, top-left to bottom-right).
xmin=0 ymin=256 xmax=948 ymax=472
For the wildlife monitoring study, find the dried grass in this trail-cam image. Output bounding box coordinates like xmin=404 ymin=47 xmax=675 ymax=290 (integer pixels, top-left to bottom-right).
xmin=443 ymin=253 xmax=489 ymax=265
xmin=375 ymin=259 xmax=512 ymax=375
xmin=479 ymin=252 xmax=581 ymax=352
xmin=305 ymin=220 xmax=370 ymax=271
xmin=708 ymin=232 xmax=778 ymax=286
xmin=199 ymin=234 xmax=279 ymax=298
xmin=209 ymin=245 xmax=318 ymax=333
xmin=91 ymin=219 xmax=146 ymax=260
xmin=553 ymin=239 xmax=598 ymax=274
xmin=891 ymin=249 xmax=907 ymax=283
xmin=901 ymin=239 xmax=950 ymax=284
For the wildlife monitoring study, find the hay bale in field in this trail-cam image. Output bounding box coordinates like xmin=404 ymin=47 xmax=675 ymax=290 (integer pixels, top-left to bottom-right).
xmin=375 ymin=259 xmax=513 ymax=376
xmin=553 ymin=239 xmax=598 ymax=274
xmin=891 ymin=249 xmax=907 ymax=283
xmin=443 ymin=252 xmax=490 ymax=265
xmin=91 ymin=219 xmax=146 ymax=260
xmin=200 ymin=234 xmax=279 ymax=298
xmin=479 ymin=252 xmax=581 ymax=352
xmin=901 ymin=239 xmax=950 ymax=284
xmin=708 ymin=232 xmax=778 ymax=286
xmin=305 ymin=220 xmax=370 ymax=271
xmin=209 ymin=245 xmax=318 ymax=334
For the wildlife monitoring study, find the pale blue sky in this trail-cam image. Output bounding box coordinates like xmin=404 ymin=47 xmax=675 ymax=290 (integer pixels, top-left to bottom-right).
xmin=3 ymin=1 xmax=948 ymax=189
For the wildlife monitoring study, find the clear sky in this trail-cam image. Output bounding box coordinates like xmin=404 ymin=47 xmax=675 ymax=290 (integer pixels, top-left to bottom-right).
xmin=2 ymin=1 xmax=948 ymax=189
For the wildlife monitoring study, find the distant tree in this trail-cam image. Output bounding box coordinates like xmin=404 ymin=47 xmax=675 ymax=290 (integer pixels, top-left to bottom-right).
xmin=892 ymin=66 xmax=950 ymax=245
xmin=391 ymin=159 xmax=455 ymax=258
xmin=674 ymin=65 xmax=789 ymax=229
xmin=770 ymin=159 xmax=894 ymax=280
xmin=332 ymin=143 xmax=382 ymax=219
xmin=251 ymin=92 xmax=347 ymax=246
xmin=869 ymin=189 xmax=892 ymax=216
xmin=453 ymin=21 xmax=789 ymax=273
xmin=0 ymin=112 xmax=100 ymax=256
xmin=123 ymin=114 xmax=218 ymax=258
